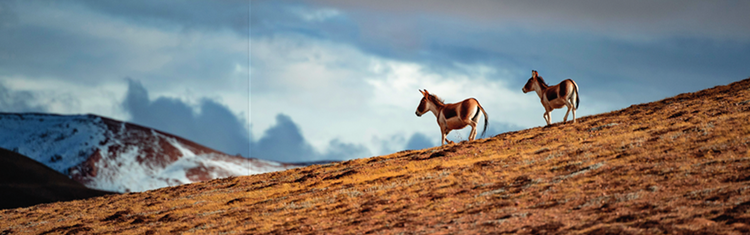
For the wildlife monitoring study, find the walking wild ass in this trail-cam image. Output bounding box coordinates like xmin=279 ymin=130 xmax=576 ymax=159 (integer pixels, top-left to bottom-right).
xmin=415 ymin=89 xmax=489 ymax=145
xmin=522 ymin=70 xmax=580 ymax=126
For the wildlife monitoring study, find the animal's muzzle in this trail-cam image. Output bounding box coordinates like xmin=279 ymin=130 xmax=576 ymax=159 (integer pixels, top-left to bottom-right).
xmin=415 ymin=111 xmax=422 ymax=117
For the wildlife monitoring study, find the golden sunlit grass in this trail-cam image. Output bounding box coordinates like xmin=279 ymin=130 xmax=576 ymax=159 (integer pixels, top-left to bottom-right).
xmin=2 ymin=79 xmax=750 ymax=234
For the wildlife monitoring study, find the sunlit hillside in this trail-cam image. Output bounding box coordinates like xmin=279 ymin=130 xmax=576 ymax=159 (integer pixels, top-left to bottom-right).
xmin=2 ymin=78 xmax=750 ymax=234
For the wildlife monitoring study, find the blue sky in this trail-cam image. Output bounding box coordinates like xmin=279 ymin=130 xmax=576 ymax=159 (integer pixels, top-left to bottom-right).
xmin=1 ymin=1 xmax=749 ymax=163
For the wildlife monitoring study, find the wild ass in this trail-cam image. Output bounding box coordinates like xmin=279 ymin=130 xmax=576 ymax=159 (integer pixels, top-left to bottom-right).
xmin=415 ymin=89 xmax=489 ymax=145
xmin=522 ymin=70 xmax=580 ymax=126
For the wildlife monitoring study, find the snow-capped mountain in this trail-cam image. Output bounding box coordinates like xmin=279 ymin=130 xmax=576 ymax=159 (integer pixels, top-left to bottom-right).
xmin=0 ymin=113 xmax=299 ymax=193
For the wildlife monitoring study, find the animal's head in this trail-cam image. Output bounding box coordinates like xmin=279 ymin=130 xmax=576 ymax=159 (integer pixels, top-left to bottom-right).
xmin=416 ymin=89 xmax=432 ymax=117
xmin=522 ymin=70 xmax=540 ymax=93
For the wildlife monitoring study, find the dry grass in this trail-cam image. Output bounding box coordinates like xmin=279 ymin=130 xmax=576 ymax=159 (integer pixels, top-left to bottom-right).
xmin=2 ymin=78 xmax=750 ymax=234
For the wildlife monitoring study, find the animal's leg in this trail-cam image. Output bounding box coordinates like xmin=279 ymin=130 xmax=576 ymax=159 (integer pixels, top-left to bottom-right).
xmin=441 ymin=131 xmax=447 ymax=145
xmin=572 ymin=105 xmax=577 ymax=123
xmin=442 ymin=128 xmax=454 ymax=145
xmin=469 ymin=123 xmax=477 ymax=141
xmin=563 ymin=104 xmax=571 ymax=123
xmin=544 ymin=111 xmax=551 ymax=126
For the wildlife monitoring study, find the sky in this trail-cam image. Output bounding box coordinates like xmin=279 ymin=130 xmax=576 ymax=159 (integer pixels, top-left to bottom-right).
xmin=1 ymin=1 xmax=749 ymax=163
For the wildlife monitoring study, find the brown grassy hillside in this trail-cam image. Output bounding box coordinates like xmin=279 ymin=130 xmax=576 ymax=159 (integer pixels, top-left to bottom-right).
xmin=2 ymin=78 xmax=750 ymax=234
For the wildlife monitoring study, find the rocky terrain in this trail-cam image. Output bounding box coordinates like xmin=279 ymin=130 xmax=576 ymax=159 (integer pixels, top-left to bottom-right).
xmin=1 ymin=78 xmax=750 ymax=234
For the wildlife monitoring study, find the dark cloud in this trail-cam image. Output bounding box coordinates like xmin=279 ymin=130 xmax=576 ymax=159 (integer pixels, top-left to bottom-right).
xmin=374 ymin=134 xmax=407 ymax=156
xmin=251 ymin=114 xmax=370 ymax=162
xmin=0 ymin=1 xmax=17 ymax=28
xmin=78 ymin=0 xmax=249 ymax=35
xmin=0 ymin=83 xmax=47 ymax=113
xmin=319 ymin=139 xmax=370 ymax=161
xmin=310 ymin=0 xmax=750 ymax=40
xmin=405 ymin=132 xmax=434 ymax=150
xmin=251 ymin=113 xmax=316 ymax=162
xmin=123 ymin=79 xmax=251 ymax=157
xmin=124 ymin=79 xmax=368 ymax=162
xmin=0 ymin=1 xmax=248 ymax=92
xmin=0 ymin=18 xmax=109 ymax=84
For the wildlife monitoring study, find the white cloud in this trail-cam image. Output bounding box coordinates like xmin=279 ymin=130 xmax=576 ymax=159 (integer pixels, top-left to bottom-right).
xmin=291 ymin=7 xmax=342 ymax=22
xmin=0 ymin=76 xmax=129 ymax=120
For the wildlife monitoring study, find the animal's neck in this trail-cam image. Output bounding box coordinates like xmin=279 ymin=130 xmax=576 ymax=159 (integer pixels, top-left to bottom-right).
xmin=533 ymin=82 xmax=547 ymax=100
xmin=429 ymin=102 xmax=445 ymax=118
xmin=425 ymin=95 xmax=447 ymax=118
xmin=536 ymin=79 xmax=549 ymax=90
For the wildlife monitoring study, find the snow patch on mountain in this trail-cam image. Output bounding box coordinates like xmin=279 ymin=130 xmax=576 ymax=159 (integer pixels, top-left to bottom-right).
xmin=0 ymin=113 xmax=299 ymax=193
xmin=0 ymin=113 xmax=107 ymax=175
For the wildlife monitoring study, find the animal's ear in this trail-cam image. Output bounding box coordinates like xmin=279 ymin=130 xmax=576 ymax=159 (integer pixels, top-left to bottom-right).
xmin=419 ymin=89 xmax=426 ymax=96
xmin=423 ymin=89 xmax=429 ymax=95
xmin=532 ymin=70 xmax=538 ymax=78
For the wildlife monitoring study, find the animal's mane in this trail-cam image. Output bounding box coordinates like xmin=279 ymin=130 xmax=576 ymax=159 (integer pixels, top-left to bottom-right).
xmin=429 ymin=94 xmax=445 ymax=105
xmin=536 ymin=75 xmax=549 ymax=87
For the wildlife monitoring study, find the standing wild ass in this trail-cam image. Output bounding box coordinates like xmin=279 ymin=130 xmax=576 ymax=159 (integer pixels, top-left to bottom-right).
xmin=522 ymin=70 xmax=580 ymax=126
xmin=415 ymin=89 xmax=489 ymax=145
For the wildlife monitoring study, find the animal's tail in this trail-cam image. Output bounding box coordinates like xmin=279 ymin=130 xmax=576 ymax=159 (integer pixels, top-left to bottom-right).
xmin=477 ymin=101 xmax=489 ymax=138
xmin=571 ymin=79 xmax=580 ymax=109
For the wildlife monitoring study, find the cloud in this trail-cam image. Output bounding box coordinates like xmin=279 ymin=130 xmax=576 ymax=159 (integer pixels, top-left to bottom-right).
xmin=405 ymin=132 xmax=434 ymax=150
xmin=78 ymin=0 xmax=249 ymax=35
xmin=124 ymin=79 xmax=369 ymax=162
xmin=291 ymin=7 xmax=342 ymax=22
xmin=308 ymin=0 xmax=750 ymax=41
xmin=484 ymin=121 xmax=524 ymax=137
xmin=251 ymin=113 xmax=316 ymax=162
xmin=0 ymin=1 xmax=249 ymax=108
xmin=0 ymin=82 xmax=47 ymax=113
xmin=123 ymin=79 xmax=251 ymax=157
xmin=251 ymin=114 xmax=370 ymax=162
xmin=372 ymin=134 xmax=407 ymax=157
xmin=251 ymin=0 xmax=750 ymax=110
xmin=0 ymin=1 xmax=17 ymax=29
xmin=319 ymin=139 xmax=370 ymax=161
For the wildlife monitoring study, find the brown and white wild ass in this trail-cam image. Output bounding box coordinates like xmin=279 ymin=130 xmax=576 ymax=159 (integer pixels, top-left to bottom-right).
xmin=522 ymin=70 xmax=580 ymax=126
xmin=415 ymin=89 xmax=489 ymax=145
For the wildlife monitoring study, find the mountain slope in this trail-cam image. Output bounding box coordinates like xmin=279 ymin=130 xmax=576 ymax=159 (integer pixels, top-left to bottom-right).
xmin=0 ymin=113 xmax=298 ymax=193
xmin=0 ymin=147 xmax=114 ymax=209
xmin=1 ymin=78 xmax=750 ymax=234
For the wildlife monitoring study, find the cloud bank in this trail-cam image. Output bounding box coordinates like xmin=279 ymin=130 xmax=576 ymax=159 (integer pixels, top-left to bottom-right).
xmin=0 ymin=82 xmax=47 ymax=113
xmin=123 ymin=79 xmax=251 ymax=157
xmin=123 ymin=79 xmax=370 ymax=163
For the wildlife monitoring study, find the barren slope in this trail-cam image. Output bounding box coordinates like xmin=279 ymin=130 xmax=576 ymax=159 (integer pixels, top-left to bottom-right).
xmin=2 ymin=78 xmax=750 ymax=234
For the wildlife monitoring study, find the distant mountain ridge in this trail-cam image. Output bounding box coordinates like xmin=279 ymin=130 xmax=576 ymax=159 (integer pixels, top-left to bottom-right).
xmin=0 ymin=113 xmax=299 ymax=193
